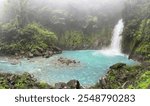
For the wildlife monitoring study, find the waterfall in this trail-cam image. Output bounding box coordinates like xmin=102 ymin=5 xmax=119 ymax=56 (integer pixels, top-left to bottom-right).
xmin=94 ymin=19 xmax=124 ymax=56
xmin=109 ymin=19 xmax=124 ymax=54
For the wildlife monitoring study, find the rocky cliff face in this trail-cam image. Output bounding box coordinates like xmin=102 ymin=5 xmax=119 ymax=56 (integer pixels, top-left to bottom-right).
xmin=121 ymin=0 xmax=150 ymax=63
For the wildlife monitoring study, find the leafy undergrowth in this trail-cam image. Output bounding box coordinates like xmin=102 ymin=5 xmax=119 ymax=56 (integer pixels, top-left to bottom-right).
xmin=93 ymin=63 xmax=150 ymax=89
xmin=0 ymin=72 xmax=53 ymax=89
xmin=0 ymin=22 xmax=61 ymax=58
xmin=129 ymin=71 xmax=150 ymax=89
xmin=122 ymin=0 xmax=150 ymax=62
xmin=0 ymin=72 xmax=82 ymax=89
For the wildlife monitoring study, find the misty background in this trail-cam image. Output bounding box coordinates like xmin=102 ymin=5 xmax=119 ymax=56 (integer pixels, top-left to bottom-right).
xmin=0 ymin=0 xmax=127 ymax=49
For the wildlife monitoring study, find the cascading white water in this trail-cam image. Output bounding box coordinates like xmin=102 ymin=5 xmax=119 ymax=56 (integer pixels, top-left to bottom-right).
xmin=109 ymin=19 xmax=124 ymax=53
xmin=94 ymin=19 xmax=124 ymax=56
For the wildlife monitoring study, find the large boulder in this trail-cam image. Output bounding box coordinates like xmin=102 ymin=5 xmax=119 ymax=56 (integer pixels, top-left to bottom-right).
xmin=67 ymin=80 xmax=80 ymax=89
xmin=109 ymin=63 xmax=126 ymax=70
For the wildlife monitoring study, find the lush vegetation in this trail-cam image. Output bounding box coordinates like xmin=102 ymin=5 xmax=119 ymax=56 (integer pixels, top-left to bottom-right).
xmin=122 ymin=0 xmax=150 ymax=62
xmin=0 ymin=0 xmax=62 ymax=57
xmin=0 ymin=72 xmax=81 ymax=89
xmin=0 ymin=0 xmax=150 ymax=89
xmin=0 ymin=0 xmax=124 ymax=50
xmin=0 ymin=22 xmax=58 ymax=57
xmin=0 ymin=72 xmax=53 ymax=89
xmin=93 ymin=63 xmax=150 ymax=89
xmin=93 ymin=0 xmax=150 ymax=89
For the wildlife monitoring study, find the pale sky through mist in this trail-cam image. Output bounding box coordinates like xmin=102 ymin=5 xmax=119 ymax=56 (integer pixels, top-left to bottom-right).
xmin=0 ymin=0 xmax=125 ymax=8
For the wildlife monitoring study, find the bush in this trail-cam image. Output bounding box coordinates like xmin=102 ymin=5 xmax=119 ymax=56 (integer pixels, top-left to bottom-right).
xmin=59 ymin=31 xmax=84 ymax=49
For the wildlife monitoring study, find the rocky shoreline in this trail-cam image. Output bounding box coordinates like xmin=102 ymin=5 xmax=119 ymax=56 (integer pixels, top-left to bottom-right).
xmin=92 ymin=63 xmax=150 ymax=89
xmin=0 ymin=72 xmax=82 ymax=89
xmin=0 ymin=53 xmax=149 ymax=89
xmin=0 ymin=46 xmax=62 ymax=60
xmin=0 ymin=62 xmax=150 ymax=89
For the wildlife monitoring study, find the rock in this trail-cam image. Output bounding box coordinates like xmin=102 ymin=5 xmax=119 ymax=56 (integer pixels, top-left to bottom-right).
xmin=10 ymin=60 xmax=20 ymax=65
xmin=20 ymin=51 xmax=25 ymax=55
xmin=73 ymin=60 xmax=76 ymax=64
xmin=15 ymin=53 xmax=19 ymax=56
xmin=44 ymin=55 xmax=50 ymax=58
xmin=10 ymin=62 xmax=18 ymax=65
xmin=99 ymin=76 xmax=107 ymax=87
xmin=43 ymin=50 xmax=54 ymax=58
xmin=15 ymin=56 xmax=20 ymax=60
xmin=110 ymin=63 xmax=126 ymax=69
xmin=34 ymin=50 xmax=42 ymax=56
xmin=67 ymin=80 xmax=80 ymax=89
xmin=53 ymin=46 xmax=62 ymax=54
xmin=55 ymin=82 xmax=68 ymax=89
xmin=48 ymin=51 xmax=53 ymax=56
xmin=37 ymin=47 xmax=44 ymax=53
xmin=7 ymin=75 xmax=16 ymax=88
xmin=57 ymin=57 xmax=80 ymax=66
xmin=8 ymin=75 xmax=15 ymax=81
xmin=28 ymin=52 xmax=34 ymax=58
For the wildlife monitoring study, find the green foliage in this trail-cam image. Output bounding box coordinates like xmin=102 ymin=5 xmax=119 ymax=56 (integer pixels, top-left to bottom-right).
xmin=136 ymin=71 xmax=150 ymax=89
xmin=120 ymin=0 xmax=150 ymax=89
xmin=37 ymin=82 xmax=51 ymax=89
xmin=2 ymin=0 xmax=121 ymax=49
xmin=58 ymin=29 xmax=111 ymax=49
xmin=122 ymin=0 xmax=150 ymax=61
xmin=0 ymin=72 xmax=53 ymax=89
xmin=59 ymin=31 xmax=84 ymax=49
xmin=93 ymin=63 xmax=150 ymax=89
xmin=135 ymin=19 xmax=150 ymax=60
xmin=20 ymin=23 xmax=57 ymax=49
xmin=0 ymin=22 xmax=57 ymax=55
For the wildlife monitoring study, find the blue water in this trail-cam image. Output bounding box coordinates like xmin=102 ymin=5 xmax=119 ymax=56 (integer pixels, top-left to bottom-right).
xmin=0 ymin=50 xmax=136 ymax=86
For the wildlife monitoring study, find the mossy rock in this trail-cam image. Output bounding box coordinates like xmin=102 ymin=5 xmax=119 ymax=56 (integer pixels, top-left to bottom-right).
xmin=109 ymin=63 xmax=126 ymax=70
xmin=0 ymin=72 xmax=53 ymax=89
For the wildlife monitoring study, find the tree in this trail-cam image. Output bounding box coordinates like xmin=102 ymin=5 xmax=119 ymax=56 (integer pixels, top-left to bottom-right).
xmin=3 ymin=0 xmax=29 ymax=27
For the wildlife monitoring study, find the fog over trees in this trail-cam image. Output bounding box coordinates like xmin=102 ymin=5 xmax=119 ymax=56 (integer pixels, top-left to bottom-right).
xmin=0 ymin=0 xmax=128 ymax=50
xmin=1 ymin=0 xmax=147 ymax=51
xmin=0 ymin=0 xmax=150 ymax=89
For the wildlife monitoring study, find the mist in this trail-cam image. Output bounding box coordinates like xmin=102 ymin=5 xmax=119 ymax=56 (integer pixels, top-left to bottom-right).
xmin=0 ymin=0 xmax=150 ymax=90
xmin=0 ymin=0 xmax=126 ymax=22
xmin=0 ymin=0 xmax=128 ymax=50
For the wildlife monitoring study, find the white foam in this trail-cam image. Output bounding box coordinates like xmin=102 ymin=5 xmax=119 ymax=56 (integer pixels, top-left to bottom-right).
xmin=94 ymin=19 xmax=124 ymax=56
